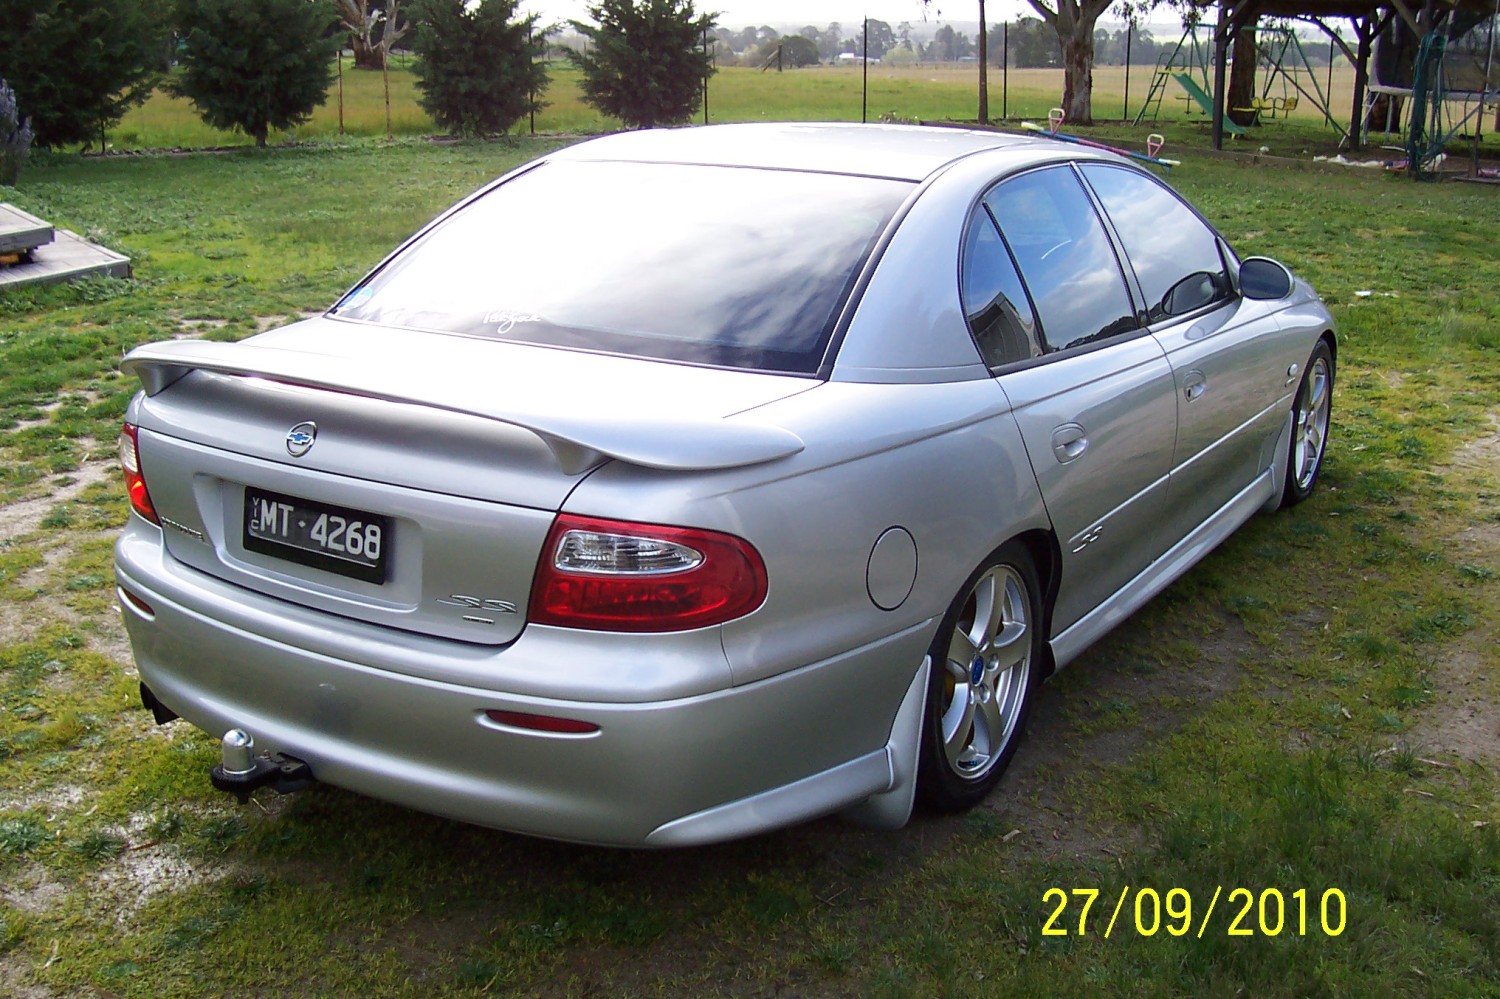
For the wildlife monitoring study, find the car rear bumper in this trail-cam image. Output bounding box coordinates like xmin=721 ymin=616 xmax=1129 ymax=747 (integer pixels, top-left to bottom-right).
xmin=115 ymin=521 xmax=929 ymax=846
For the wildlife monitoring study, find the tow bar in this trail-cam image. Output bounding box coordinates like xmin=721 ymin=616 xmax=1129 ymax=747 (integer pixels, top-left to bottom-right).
xmin=209 ymin=729 xmax=315 ymax=803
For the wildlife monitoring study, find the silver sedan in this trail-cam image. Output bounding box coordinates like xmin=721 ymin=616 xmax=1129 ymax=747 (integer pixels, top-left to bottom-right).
xmin=115 ymin=123 xmax=1335 ymax=846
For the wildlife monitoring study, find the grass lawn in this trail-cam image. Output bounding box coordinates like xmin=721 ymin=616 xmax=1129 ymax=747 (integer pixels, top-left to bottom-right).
xmin=0 ymin=131 xmax=1497 ymax=996
xmin=106 ymin=57 xmax=1488 ymax=160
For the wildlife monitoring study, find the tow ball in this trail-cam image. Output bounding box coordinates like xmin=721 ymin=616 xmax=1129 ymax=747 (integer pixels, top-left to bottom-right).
xmin=209 ymin=729 xmax=315 ymax=803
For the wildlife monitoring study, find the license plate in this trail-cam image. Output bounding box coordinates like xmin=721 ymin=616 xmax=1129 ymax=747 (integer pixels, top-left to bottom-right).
xmin=243 ymin=487 xmax=389 ymax=584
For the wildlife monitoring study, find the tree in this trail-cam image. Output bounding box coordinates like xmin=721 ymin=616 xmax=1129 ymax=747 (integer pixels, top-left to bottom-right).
xmin=1 ymin=78 xmax=32 ymax=185
xmin=567 ymin=0 xmax=715 ymax=130
xmin=1226 ymin=18 xmax=1260 ymax=126
xmin=926 ymin=25 xmax=974 ymax=62
xmin=864 ymin=18 xmax=895 ymax=59
xmin=777 ymin=35 xmax=820 ymax=68
xmin=1004 ymin=17 xmax=1061 ymax=67
xmin=926 ymin=0 xmax=1112 ymax=123
xmin=170 ymin=0 xmax=340 ymax=148
xmin=1161 ymin=0 xmax=1259 ymax=127
xmin=335 ymin=0 xmax=411 ymax=70
xmin=410 ymin=0 xmax=547 ymax=137
xmin=0 ymin=0 xmax=165 ymax=148
xmin=818 ymin=22 xmax=844 ymax=61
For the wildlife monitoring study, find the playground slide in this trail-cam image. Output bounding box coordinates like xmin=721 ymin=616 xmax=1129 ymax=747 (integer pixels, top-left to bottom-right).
xmin=1173 ymin=74 xmax=1247 ymax=135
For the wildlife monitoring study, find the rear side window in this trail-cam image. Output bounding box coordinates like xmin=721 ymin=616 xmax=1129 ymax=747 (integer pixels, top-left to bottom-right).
xmin=960 ymin=207 xmax=1041 ymax=369
xmin=1080 ymin=164 xmax=1232 ymax=323
xmin=984 ymin=166 xmax=1138 ymax=352
xmin=331 ymin=161 xmax=912 ymax=375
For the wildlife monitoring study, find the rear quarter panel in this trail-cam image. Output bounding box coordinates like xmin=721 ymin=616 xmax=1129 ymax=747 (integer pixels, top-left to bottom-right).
xmin=564 ymin=378 xmax=1050 ymax=690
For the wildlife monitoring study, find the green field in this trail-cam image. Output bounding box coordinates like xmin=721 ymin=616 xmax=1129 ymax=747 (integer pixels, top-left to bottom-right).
xmin=107 ymin=58 xmax=1392 ymax=151
xmin=0 ymin=121 xmax=1497 ymax=997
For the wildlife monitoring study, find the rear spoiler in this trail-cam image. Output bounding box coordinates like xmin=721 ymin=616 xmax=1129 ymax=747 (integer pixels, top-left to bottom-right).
xmin=120 ymin=340 xmax=805 ymax=475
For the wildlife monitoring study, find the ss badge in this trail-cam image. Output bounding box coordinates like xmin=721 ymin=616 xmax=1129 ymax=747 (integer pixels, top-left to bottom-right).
xmin=436 ymin=595 xmax=518 ymax=624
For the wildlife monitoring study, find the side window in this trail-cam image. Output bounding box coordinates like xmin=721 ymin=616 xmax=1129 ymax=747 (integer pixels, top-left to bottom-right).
xmin=984 ymin=167 xmax=1139 ymax=352
xmin=961 ymin=206 xmax=1041 ymax=368
xmin=1080 ymin=164 xmax=1232 ymax=323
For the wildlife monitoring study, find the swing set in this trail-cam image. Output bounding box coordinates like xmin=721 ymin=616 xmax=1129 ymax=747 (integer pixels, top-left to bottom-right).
xmin=1132 ymin=23 xmax=1342 ymax=135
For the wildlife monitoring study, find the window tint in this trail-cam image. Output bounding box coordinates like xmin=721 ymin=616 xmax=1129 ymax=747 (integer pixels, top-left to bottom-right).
xmin=984 ymin=167 xmax=1138 ymax=352
xmin=331 ymin=161 xmax=911 ymax=375
xmin=1080 ymin=164 xmax=1231 ymax=323
xmin=961 ymin=207 xmax=1041 ymax=368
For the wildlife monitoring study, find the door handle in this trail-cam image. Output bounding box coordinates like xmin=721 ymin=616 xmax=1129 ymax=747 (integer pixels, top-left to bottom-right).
xmin=1051 ymin=423 xmax=1088 ymax=463
xmin=1184 ymin=370 xmax=1208 ymax=402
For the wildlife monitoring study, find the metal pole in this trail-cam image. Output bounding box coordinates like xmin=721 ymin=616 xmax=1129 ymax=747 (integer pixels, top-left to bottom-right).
xmin=1003 ymin=21 xmax=1009 ymax=118
xmin=337 ymin=41 xmax=345 ymax=135
xmin=703 ymin=26 xmax=710 ymax=123
xmin=529 ymin=28 xmax=536 ymax=135
xmin=1326 ymin=36 xmax=1336 ymax=127
xmin=862 ymin=17 xmax=869 ymax=123
xmin=1124 ymin=21 xmax=1133 ymax=120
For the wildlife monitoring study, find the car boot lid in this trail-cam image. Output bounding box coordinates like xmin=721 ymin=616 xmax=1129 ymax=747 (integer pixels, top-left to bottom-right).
xmin=121 ymin=325 xmax=808 ymax=475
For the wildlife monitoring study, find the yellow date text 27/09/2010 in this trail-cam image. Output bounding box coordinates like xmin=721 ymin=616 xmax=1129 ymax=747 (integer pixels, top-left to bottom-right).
xmin=1041 ymin=886 xmax=1348 ymax=938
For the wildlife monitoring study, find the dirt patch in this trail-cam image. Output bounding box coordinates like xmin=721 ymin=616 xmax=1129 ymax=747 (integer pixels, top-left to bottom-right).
xmin=0 ymin=863 xmax=67 ymax=917
xmin=1417 ymin=645 xmax=1500 ymax=762
xmin=1406 ymin=410 xmax=1500 ymax=769
xmin=94 ymin=841 xmax=233 ymax=924
xmin=0 ymin=460 xmax=113 ymax=545
xmin=974 ymin=611 xmax=1255 ymax=862
xmin=254 ymin=311 xmax=323 ymax=333
xmin=0 ymin=785 xmax=87 ymax=817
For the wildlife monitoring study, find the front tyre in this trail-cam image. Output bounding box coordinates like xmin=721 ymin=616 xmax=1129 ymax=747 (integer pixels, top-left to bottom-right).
xmin=1282 ymin=339 xmax=1335 ymax=507
xmin=917 ymin=542 xmax=1042 ymax=812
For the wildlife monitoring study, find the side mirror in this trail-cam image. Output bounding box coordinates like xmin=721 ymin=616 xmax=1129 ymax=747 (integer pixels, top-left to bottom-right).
xmin=1238 ymin=257 xmax=1294 ymax=301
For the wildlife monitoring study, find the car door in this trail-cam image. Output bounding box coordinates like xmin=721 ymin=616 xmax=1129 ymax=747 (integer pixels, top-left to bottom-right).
xmin=1079 ymin=163 xmax=1291 ymax=537
xmin=967 ymin=165 xmax=1178 ymax=635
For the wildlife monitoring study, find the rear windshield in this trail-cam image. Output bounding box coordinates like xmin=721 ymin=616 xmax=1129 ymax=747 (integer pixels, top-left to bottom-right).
xmin=330 ymin=160 xmax=912 ymax=374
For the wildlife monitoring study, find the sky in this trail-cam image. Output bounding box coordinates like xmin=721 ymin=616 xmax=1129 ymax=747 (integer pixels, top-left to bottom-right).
xmin=515 ymin=0 xmax=1045 ymax=31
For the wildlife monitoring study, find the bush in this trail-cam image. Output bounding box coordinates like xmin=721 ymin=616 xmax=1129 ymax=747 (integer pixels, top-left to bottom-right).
xmin=0 ymin=0 xmax=165 ymax=148
xmin=567 ymin=0 xmax=715 ymax=130
xmin=409 ymin=0 xmax=547 ymax=138
xmin=169 ymin=0 xmax=341 ymax=148
xmin=0 ymin=78 xmax=32 ymax=186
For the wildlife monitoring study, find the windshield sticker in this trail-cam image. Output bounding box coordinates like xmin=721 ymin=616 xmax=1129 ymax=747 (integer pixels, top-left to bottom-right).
xmin=484 ymin=309 xmax=544 ymax=334
xmin=335 ymin=286 xmax=374 ymax=311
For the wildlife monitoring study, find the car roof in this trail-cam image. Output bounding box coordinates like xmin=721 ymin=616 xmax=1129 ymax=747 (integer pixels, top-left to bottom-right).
xmin=549 ymin=122 xmax=1055 ymax=182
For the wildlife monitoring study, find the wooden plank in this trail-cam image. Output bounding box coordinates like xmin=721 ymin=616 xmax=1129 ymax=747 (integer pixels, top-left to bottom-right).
xmin=0 ymin=203 xmax=55 ymax=255
xmin=0 ymin=228 xmax=131 ymax=289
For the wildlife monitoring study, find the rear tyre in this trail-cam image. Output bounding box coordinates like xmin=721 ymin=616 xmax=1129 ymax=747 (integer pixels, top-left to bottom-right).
xmin=917 ymin=542 xmax=1041 ymax=811
xmin=1282 ymin=339 xmax=1334 ymax=507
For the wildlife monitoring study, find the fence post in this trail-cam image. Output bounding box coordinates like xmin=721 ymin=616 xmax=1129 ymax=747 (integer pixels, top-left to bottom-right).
xmin=382 ymin=46 xmax=392 ymax=140
xmin=1124 ymin=21 xmax=1133 ymax=120
xmin=1003 ymin=22 xmax=1009 ymax=119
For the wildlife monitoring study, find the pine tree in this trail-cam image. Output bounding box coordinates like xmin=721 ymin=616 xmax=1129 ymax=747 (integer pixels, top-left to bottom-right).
xmin=0 ymin=0 xmax=165 ymax=148
xmin=170 ymin=0 xmax=341 ymax=148
xmin=568 ymin=0 xmax=716 ymax=130
xmin=409 ymin=0 xmax=547 ymax=138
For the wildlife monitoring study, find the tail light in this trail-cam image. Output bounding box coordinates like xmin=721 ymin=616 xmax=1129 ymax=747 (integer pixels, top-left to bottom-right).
xmin=529 ymin=514 xmax=767 ymax=632
xmin=118 ymin=422 xmax=159 ymax=525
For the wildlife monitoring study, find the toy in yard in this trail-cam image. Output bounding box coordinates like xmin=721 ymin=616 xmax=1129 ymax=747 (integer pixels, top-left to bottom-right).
xmin=1022 ymin=109 xmax=1181 ymax=172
